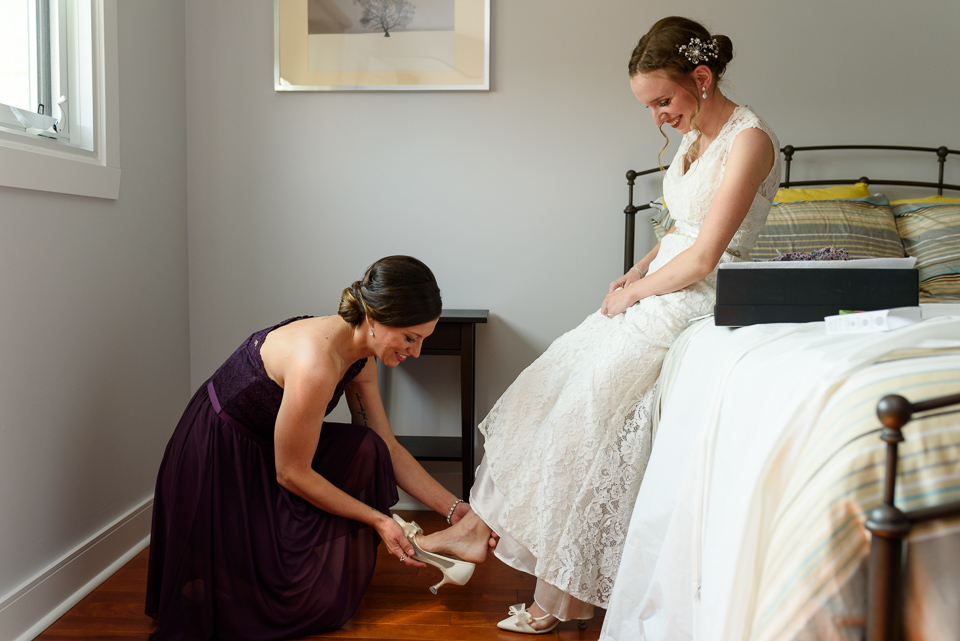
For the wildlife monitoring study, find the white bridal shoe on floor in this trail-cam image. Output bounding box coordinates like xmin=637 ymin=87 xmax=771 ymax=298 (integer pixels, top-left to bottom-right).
xmin=496 ymin=603 xmax=561 ymax=635
xmin=392 ymin=514 xmax=476 ymax=594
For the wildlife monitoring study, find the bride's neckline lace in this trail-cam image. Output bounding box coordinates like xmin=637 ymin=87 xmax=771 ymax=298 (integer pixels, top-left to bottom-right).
xmin=680 ymin=103 xmax=745 ymax=176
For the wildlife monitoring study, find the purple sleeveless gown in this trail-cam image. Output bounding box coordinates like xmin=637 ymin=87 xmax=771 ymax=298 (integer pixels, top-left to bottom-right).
xmin=145 ymin=317 xmax=398 ymax=641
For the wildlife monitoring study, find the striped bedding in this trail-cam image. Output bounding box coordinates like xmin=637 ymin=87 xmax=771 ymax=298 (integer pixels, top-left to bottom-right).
xmin=748 ymin=349 xmax=960 ymax=641
xmin=636 ymin=309 xmax=960 ymax=641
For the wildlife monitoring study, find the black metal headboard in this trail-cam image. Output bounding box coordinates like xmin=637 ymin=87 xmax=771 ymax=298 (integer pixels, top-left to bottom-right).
xmin=622 ymin=144 xmax=960 ymax=272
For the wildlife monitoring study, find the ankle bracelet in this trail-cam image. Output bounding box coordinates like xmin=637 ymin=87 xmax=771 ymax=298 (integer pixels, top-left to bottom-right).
xmin=446 ymin=499 xmax=463 ymax=525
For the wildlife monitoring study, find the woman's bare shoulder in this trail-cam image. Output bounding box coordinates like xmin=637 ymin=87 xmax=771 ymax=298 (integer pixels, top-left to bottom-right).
xmin=262 ymin=317 xmax=343 ymax=389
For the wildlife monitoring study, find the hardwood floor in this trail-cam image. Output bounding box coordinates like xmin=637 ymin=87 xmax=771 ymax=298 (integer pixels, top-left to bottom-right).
xmin=36 ymin=510 xmax=604 ymax=640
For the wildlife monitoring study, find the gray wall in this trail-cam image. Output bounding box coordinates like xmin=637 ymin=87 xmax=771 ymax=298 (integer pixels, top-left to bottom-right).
xmin=186 ymin=0 xmax=959 ymax=503
xmin=0 ymin=1 xmax=189 ymax=635
xmin=2 ymin=0 xmax=959 ymax=636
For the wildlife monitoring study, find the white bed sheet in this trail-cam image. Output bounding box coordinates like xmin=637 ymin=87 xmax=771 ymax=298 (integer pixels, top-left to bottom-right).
xmin=600 ymin=310 xmax=960 ymax=641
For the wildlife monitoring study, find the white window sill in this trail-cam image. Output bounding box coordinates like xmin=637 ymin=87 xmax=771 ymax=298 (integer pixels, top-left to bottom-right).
xmin=0 ymin=130 xmax=120 ymax=200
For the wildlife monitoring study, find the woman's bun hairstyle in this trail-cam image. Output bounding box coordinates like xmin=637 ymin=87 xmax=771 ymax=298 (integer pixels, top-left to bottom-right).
xmin=628 ymin=16 xmax=733 ymax=83
xmin=339 ymin=281 xmax=368 ymax=325
xmin=339 ymin=256 xmax=442 ymax=328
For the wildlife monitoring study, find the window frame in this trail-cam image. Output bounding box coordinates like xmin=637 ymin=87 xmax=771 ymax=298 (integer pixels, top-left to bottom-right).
xmin=0 ymin=0 xmax=119 ymax=200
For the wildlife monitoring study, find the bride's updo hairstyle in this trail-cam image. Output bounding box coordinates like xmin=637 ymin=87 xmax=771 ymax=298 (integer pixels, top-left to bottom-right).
xmin=628 ymin=16 xmax=734 ymax=165
xmin=339 ymin=255 xmax=442 ymax=328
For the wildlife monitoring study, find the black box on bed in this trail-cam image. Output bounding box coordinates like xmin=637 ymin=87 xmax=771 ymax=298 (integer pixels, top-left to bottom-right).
xmin=714 ymin=266 xmax=919 ymax=326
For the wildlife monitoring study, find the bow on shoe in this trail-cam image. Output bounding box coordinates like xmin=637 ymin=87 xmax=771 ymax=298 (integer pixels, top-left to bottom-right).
xmin=508 ymin=603 xmax=534 ymax=626
xmin=393 ymin=515 xmax=423 ymax=539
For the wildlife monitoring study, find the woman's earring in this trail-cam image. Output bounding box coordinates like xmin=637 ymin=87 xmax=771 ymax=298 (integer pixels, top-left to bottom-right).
xmin=369 ymin=327 xmax=374 ymax=337
xmin=701 ymin=87 xmax=707 ymax=100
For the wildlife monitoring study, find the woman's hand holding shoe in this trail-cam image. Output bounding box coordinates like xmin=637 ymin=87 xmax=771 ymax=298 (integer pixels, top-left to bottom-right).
xmin=374 ymin=512 xmax=425 ymax=567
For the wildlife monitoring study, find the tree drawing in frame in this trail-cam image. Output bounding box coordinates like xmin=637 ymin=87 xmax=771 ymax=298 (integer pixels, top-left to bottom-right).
xmin=278 ymin=0 xmax=489 ymax=90
xmin=354 ymin=0 xmax=415 ymax=37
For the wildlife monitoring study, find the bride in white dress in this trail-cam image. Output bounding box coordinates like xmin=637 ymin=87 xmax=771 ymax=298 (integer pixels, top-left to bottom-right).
xmin=412 ymin=16 xmax=780 ymax=634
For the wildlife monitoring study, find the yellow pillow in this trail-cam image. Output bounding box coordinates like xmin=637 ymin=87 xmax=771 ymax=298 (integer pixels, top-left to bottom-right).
xmin=774 ymin=182 xmax=871 ymax=203
xmin=890 ymin=195 xmax=960 ymax=205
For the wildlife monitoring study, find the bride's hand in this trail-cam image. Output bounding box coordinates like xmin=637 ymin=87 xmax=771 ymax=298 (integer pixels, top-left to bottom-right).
xmin=601 ymin=287 xmax=637 ymax=318
xmin=608 ymin=269 xmax=642 ymax=293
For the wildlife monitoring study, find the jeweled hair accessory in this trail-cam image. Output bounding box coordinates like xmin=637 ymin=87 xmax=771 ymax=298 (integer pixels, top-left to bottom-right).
xmin=678 ymin=37 xmax=719 ymax=65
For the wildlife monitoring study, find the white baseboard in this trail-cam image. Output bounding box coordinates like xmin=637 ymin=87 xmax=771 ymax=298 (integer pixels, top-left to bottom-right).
xmin=0 ymin=496 xmax=154 ymax=641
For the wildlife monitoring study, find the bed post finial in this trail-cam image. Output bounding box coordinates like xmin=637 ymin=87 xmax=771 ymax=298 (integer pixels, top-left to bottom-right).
xmin=877 ymin=394 xmax=911 ymax=430
xmin=937 ymin=146 xmax=948 ymax=195
xmin=781 ymin=145 xmax=794 ymax=187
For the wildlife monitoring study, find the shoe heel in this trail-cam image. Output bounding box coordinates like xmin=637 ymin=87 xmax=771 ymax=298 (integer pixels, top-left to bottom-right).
xmin=427 ymin=560 xmax=476 ymax=594
xmin=392 ymin=513 xmax=476 ymax=594
xmin=429 ymin=577 xmax=448 ymax=595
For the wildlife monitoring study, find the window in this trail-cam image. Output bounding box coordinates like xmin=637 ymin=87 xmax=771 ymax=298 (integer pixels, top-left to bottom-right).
xmin=0 ymin=2 xmax=33 ymax=114
xmin=1 ymin=0 xmax=71 ymax=142
xmin=0 ymin=0 xmax=119 ymax=199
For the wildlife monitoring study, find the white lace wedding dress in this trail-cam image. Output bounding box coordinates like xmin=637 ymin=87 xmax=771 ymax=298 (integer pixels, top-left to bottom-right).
xmin=469 ymin=105 xmax=781 ymax=620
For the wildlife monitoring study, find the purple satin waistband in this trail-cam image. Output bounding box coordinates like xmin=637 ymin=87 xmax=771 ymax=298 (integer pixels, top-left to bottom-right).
xmin=206 ymin=380 xmax=272 ymax=447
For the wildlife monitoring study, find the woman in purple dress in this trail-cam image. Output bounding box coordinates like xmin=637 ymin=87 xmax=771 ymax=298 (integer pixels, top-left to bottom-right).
xmin=145 ymin=256 xmax=487 ymax=640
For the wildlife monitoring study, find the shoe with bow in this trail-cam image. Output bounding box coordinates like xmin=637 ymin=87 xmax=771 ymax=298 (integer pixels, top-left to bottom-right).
xmin=496 ymin=603 xmax=560 ymax=634
xmin=392 ymin=514 xmax=476 ymax=594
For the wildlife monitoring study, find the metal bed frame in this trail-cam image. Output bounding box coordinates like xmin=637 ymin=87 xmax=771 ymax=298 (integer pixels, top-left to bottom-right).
xmin=868 ymin=392 xmax=960 ymax=641
xmin=621 ymin=144 xmax=960 ymax=272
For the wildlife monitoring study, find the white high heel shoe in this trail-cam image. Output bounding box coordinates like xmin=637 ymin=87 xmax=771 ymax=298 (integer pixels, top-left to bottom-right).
xmin=496 ymin=603 xmax=561 ymax=634
xmin=392 ymin=514 xmax=476 ymax=594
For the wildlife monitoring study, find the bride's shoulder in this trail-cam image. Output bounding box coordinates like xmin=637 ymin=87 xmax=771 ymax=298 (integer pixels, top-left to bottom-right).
xmin=730 ymin=106 xmax=778 ymax=143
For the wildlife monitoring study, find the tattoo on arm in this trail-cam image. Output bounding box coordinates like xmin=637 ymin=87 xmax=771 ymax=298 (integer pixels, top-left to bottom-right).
xmin=354 ymin=393 xmax=369 ymax=426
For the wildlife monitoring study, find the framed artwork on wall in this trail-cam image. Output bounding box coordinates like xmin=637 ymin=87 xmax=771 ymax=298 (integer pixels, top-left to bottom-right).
xmin=275 ymin=0 xmax=490 ymax=91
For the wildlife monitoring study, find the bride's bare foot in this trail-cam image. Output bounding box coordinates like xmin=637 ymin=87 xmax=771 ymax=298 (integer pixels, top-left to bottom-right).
xmin=417 ymin=510 xmax=492 ymax=564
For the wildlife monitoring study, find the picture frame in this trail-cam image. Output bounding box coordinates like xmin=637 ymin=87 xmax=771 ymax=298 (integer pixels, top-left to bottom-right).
xmin=275 ymin=0 xmax=490 ymax=91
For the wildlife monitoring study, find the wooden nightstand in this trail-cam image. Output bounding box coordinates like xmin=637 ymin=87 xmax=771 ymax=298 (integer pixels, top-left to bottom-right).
xmin=394 ymin=309 xmax=488 ymax=500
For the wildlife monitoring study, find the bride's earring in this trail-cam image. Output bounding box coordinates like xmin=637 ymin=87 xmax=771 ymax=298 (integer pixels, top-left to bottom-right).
xmin=701 ymin=86 xmax=707 ymax=100
xmin=369 ymin=326 xmax=375 ymax=337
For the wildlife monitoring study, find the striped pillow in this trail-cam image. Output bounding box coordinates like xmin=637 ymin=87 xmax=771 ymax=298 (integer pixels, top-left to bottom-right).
xmin=894 ymin=203 xmax=960 ymax=300
xmin=750 ymin=198 xmax=905 ymax=261
xmin=649 ymin=198 xmax=674 ymax=241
